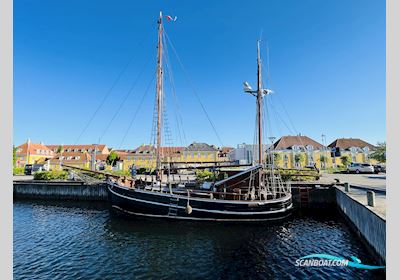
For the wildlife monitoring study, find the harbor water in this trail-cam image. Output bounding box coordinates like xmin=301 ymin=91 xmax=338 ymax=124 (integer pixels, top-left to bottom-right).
xmin=13 ymin=200 xmax=385 ymax=279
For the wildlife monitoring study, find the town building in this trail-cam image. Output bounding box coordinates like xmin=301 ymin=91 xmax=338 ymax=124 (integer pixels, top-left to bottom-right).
xmin=48 ymin=151 xmax=92 ymax=169
xmin=218 ymin=147 xmax=234 ymax=162
xmin=328 ymin=138 xmax=377 ymax=166
xmin=269 ymin=135 xmax=330 ymax=169
xmin=116 ymin=145 xmax=185 ymax=170
xmin=46 ymin=144 xmax=110 ymax=155
xmin=182 ymin=142 xmax=219 ymax=163
xmin=228 ymin=143 xmax=270 ymax=165
xmin=15 ymin=140 xmax=54 ymax=167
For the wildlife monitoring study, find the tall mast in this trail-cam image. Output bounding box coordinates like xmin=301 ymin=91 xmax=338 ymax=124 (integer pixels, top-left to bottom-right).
xmin=156 ymin=11 xmax=163 ymax=181
xmin=256 ymin=40 xmax=263 ymax=167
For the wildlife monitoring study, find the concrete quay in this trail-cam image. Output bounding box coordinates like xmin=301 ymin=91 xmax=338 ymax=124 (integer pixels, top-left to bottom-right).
xmin=13 ymin=180 xmax=108 ymax=201
xmin=335 ymin=185 xmax=386 ymax=265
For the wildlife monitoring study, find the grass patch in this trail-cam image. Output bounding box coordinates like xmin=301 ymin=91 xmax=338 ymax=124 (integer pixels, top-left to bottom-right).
xmin=13 ymin=167 xmax=24 ymax=175
xmin=34 ymin=171 xmax=69 ymax=180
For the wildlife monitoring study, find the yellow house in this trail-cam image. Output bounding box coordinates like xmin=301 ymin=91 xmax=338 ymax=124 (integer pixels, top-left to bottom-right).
xmin=117 ymin=143 xmax=220 ymax=171
xmin=15 ymin=140 xmax=54 ymax=167
xmin=269 ymin=135 xmax=333 ymax=169
xmin=182 ymin=142 xmax=219 ymax=163
xmin=48 ymin=151 xmax=92 ymax=170
xmin=328 ymin=138 xmax=378 ymax=167
xmin=117 ymin=146 xmax=157 ymax=170
xmin=116 ymin=146 xmax=185 ymax=170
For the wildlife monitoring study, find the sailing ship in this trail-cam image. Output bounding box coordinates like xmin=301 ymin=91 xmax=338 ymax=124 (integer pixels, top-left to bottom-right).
xmin=107 ymin=12 xmax=293 ymax=221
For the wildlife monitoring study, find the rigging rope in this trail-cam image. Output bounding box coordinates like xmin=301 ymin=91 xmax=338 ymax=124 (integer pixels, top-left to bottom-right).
xmin=118 ymin=71 xmax=157 ymax=149
xmin=163 ymin=31 xmax=187 ymax=147
xmin=164 ymin=30 xmax=224 ymax=147
xmin=98 ymin=54 xmax=152 ymax=142
xmin=261 ymin=53 xmax=309 ymax=151
xmin=74 ymin=33 xmax=151 ymax=144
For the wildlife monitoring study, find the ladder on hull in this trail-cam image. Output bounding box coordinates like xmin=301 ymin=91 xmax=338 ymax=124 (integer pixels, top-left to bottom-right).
xmin=299 ymin=187 xmax=310 ymax=208
xmin=168 ymin=196 xmax=180 ymax=216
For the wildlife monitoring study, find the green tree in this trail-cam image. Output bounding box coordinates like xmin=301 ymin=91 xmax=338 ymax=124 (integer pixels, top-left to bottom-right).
xmin=294 ymin=153 xmax=305 ymax=166
xmin=195 ymin=169 xmax=217 ymax=182
xmin=13 ymin=145 xmax=16 ymax=167
xmin=319 ymin=154 xmax=327 ymax=169
xmin=340 ymin=155 xmax=352 ymax=167
xmin=266 ymin=152 xmax=281 ymax=165
xmin=106 ymin=151 xmax=119 ymax=166
xmin=370 ymin=142 xmax=386 ymax=163
xmin=56 ymin=145 xmax=63 ymax=153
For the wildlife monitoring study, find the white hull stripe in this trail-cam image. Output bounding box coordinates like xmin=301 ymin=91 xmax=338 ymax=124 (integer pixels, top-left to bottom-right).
xmin=112 ymin=205 xmax=292 ymax=222
xmin=108 ymin=186 xmax=293 ymax=215
xmin=108 ymin=182 xmax=292 ymax=205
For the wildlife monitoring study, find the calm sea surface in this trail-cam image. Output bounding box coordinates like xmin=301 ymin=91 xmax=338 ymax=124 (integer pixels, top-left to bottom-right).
xmin=13 ymin=200 xmax=385 ymax=280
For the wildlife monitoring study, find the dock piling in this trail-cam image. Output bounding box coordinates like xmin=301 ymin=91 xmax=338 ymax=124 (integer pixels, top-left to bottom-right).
xmin=344 ymin=182 xmax=350 ymax=192
xmin=367 ymin=190 xmax=376 ymax=207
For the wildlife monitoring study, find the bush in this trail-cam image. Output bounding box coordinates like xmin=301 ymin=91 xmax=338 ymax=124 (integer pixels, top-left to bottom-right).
xmin=277 ymin=169 xmax=319 ymax=182
xmin=137 ymin=168 xmax=147 ymax=174
xmin=13 ymin=167 xmax=24 ymax=175
xmin=195 ymin=169 xmax=217 ymax=182
xmin=34 ymin=171 xmax=69 ymax=180
xmin=109 ymin=170 xmax=131 ymax=177
xmin=340 ymin=155 xmax=352 ymax=167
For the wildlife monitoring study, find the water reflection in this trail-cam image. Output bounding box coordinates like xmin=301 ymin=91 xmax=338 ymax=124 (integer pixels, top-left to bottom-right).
xmin=14 ymin=200 xmax=385 ymax=280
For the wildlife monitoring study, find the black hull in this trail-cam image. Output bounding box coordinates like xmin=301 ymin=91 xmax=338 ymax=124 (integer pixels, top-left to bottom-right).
xmin=107 ymin=183 xmax=293 ymax=222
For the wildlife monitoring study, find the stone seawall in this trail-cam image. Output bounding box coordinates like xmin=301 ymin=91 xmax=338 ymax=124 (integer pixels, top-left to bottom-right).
xmin=336 ymin=188 xmax=386 ymax=264
xmin=291 ymin=184 xmax=337 ymax=209
xmin=13 ymin=181 xmax=108 ymax=201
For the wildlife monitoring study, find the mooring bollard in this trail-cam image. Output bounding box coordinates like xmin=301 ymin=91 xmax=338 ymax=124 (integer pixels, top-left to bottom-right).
xmin=367 ymin=190 xmax=376 ymax=207
xmin=344 ymin=182 xmax=350 ymax=192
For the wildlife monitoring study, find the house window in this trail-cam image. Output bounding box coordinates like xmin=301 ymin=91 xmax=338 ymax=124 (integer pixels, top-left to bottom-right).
xmin=306 ymin=145 xmax=313 ymax=152
xmin=74 ymin=148 xmax=78 ymax=152
xmin=75 ymin=156 xmax=80 ymax=160
xmin=293 ymin=145 xmax=300 ymax=152
xmin=363 ymin=147 xmax=369 ymax=153
xmin=308 ymin=154 xmax=314 ymax=164
xmin=67 ymin=156 xmax=72 ymax=160
xmin=60 ymin=156 xmax=64 ymax=160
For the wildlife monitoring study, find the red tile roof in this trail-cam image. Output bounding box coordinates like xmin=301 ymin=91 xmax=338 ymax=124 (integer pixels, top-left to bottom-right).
xmin=49 ymin=151 xmax=91 ymax=164
xmin=16 ymin=142 xmax=53 ymax=156
xmin=46 ymin=144 xmax=108 ymax=153
xmin=272 ymin=135 xmax=324 ymax=150
xmin=328 ymin=138 xmax=376 ymax=150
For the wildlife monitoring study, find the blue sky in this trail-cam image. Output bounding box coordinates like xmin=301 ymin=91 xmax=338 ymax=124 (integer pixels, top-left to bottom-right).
xmin=14 ymin=0 xmax=386 ymax=149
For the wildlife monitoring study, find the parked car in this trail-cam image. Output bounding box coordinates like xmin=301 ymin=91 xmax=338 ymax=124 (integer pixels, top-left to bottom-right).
xmin=346 ymin=163 xmax=374 ymax=174
xmin=373 ymin=164 xmax=386 ymax=174
xmin=24 ymin=164 xmax=45 ymax=175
